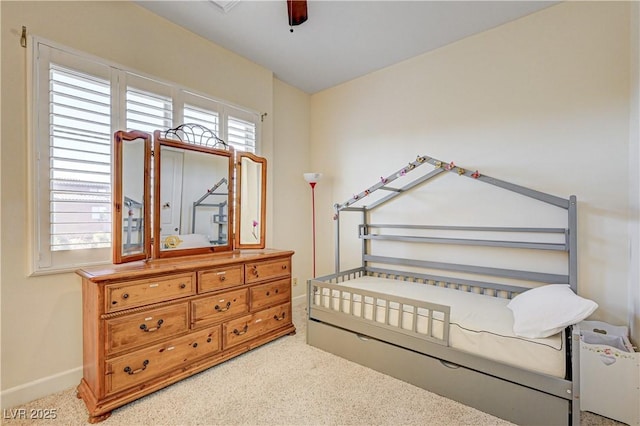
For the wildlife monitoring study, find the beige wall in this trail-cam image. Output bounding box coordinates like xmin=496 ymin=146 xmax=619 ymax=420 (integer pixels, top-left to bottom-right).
xmin=272 ymin=79 xmax=312 ymax=300
xmin=311 ymin=2 xmax=636 ymax=337
xmin=630 ymin=1 xmax=640 ymax=341
xmin=0 ymin=0 xmax=311 ymax=407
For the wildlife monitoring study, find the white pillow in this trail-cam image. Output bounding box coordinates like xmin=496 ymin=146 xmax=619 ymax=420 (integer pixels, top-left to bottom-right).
xmin=507 ymin=284 xmax=598 ymax=338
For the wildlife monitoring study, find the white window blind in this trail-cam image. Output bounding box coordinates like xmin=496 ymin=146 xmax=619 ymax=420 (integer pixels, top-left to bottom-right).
xmin=32 ymin=39 xmax=261 ymax=274
xmin=184 ymin=104 xmax=220 ymax=135
xmin=227 ymin=115 xmax=256 ymax=153
xmin=49 ymin=65 xmax=112 ymax=252
xmin=126 ymin=87 xmax=172 ymax=133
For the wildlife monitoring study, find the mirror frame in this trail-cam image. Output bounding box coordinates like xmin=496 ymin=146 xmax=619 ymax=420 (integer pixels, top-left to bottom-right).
xmin=235 ymin=152 xmax=267 ymax=249
xmin=152 ymin=131 xmax=235 ymax=259
xmin=113 ymin=130 xmax=152 ymax=264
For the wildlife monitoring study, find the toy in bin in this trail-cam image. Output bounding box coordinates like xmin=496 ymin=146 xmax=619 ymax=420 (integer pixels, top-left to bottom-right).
xmin=579 ymin=320 xmax=639 ymax=425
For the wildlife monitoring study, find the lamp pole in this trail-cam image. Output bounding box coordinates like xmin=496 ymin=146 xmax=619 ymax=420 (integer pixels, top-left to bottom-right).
xmin=304 ymin=173 xmax=322 ymax=278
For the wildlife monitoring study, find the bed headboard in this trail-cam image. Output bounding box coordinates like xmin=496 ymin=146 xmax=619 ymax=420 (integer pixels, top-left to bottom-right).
xmin=330 ymin=155 xmax=577 ymax=298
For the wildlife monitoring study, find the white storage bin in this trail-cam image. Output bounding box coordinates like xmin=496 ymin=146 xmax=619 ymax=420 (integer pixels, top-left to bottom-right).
xmin=579 ymin=320 xmax=640 ymax=425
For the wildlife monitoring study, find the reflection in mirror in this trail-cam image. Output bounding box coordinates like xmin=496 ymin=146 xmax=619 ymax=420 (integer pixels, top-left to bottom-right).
xmin=154 ymin=133 xmax=234 ymax=258
xmin=236 ymin=153 xmax=267 ymax=249
xmin=113 ymin=131 xmax=151 ymax=264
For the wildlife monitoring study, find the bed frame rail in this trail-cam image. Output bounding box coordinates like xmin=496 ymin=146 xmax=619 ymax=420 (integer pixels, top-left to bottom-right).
xmin=309 ymin=278 xmax=451 ymax=348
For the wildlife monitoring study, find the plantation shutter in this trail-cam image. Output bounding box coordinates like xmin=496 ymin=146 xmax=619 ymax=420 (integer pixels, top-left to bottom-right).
xmin=184 ymin=104 xmax=220 ymax=136
xmin=227 ymin=115 xmax=256 ymax=153
xmin=49 ymin=64 xmax=112 ymax=252
xmin=125 ymin=84 xmax=173 ymax=132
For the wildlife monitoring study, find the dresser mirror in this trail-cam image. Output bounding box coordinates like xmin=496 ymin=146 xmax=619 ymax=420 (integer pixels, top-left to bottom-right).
xmin=153 ymin=129 xmax=235 ymax=259
xmin=112 ymin=130 xmax=152 ymax=264
xmin=113 ymin=124 xmax=267 ymax=263
xmin=235 ymin=152 xmax=267 ymax=249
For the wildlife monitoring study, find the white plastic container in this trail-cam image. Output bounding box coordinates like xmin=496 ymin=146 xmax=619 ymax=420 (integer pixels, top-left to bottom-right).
xmin=579 ymin=320 xmax=639 ymax=425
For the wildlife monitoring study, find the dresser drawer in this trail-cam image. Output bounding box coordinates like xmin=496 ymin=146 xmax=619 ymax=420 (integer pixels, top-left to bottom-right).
xmin=223 ymin=303 xmax=291 ymax=348
xmin=250 ymin=278 xmax=291 ymax=310
xmin=106 ymin=326 xmax=221 ymax=394
xmin=106 ymin=273 xmax=195 ymax=312
xmin=244 ymin=257 xmax=291 ymax=284
xmin=198 ymin=265 xmax=244 ymax=293
xmin=191 ymin=288 xmax=249 ymax=328
xmin=106 ymin=303 xmax=189 ymax=355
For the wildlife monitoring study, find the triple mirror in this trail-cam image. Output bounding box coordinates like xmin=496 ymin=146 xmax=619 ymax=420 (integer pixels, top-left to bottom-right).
xmin=113 ymin=125 xmax=267 ymax=264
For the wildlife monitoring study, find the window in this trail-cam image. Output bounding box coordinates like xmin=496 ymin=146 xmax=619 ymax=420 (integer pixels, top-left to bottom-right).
xmin=227 ymin=113 xmax=257 ymax=154
xmin=32 ymin=39 xmax=261 ymax=274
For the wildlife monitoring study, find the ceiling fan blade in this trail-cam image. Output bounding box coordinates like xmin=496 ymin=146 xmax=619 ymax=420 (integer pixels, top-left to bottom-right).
xmin=287 ymin=0 xmax=308 ymax=26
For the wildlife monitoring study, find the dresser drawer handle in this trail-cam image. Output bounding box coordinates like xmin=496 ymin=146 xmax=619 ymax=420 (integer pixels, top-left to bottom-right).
xmin=124 ymin=360 xmax=149 ymax=375
xmin=219 ymin=275 xmax=226 ymax=282
xmin=179 ymin=283 xmax=187 ymax=289
xmin=273 ymin=313 xmax=286 ymax=321
xmin=233 ymin=325 xmax=249 ymax=336
xmin=214 ymin=302 xmax=232 ymax=312
xmin=122 ymin=293 xmax=129 ymax=300
xmin=140 ymin=319 xmax=164 ymax=332
xmin=281 ymin=264 xmax=287 ymax=270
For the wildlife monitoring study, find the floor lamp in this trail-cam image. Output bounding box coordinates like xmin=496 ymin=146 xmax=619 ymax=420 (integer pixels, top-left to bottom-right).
xmin=303 ymin=173 xmax=322 ymax=277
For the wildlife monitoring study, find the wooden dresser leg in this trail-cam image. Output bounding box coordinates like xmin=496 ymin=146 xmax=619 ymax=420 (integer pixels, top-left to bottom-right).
xmin=88 ymin=412 xmax=111 ymax=424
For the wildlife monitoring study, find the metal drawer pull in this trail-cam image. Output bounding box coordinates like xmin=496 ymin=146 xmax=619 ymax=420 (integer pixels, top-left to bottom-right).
xmin=122 ymin=293 xmax=129 ymax=299
xmin=281 ymin=264 xmax=287 ymax=270
xmin=273 ymin=312 xmax=286 ymax=321
xmin=215 ymin=301 xmax=232 ymax=312
xmin=251 ymin=266 xmax=259 ymax=277
xmin=179 ymin=283 xmax=187 ymax=289
xmin=124 ymin=360 xmax=149 ymax=375
xmin=140 ymin=319 xmax=164 ymax=332
xmin=233 ymin=325 xmax=249 ymax=335
xmin=439 ymin=360 xmax=461 ymax=369
xmin=219 ymin=275 xmax=226 ymax=281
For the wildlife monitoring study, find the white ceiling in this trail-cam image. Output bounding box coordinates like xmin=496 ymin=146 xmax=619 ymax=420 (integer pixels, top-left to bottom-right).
xmin=136 ymin=1 xmax=558 ymax=94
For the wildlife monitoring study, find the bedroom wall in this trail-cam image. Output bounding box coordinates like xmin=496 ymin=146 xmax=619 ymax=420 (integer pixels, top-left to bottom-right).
xmin=310 ymin=2 xmax=635 ymax=336
xmin=630 ymin=1 xmax=640 ymax=342
xmin=272 ymin=79 xmax=312 ymax=300
xmin=0 ymin=0 xmax=309 ymax=408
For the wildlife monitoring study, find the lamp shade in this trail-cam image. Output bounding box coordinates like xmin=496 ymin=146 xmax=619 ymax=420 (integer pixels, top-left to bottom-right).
xmin=303 ymin=173 xmax=322 ymax=183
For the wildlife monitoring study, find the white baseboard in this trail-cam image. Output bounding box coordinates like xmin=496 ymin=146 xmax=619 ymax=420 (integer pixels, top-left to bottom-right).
xmin=1 ymin=367 xmax=82 ymax=409
xmin=292 ymin=293 xmax=307 ymax=306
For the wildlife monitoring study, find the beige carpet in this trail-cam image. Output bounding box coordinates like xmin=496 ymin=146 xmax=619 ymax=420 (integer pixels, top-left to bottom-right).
xmin=3 ymin=300 xmax=623 ymax=426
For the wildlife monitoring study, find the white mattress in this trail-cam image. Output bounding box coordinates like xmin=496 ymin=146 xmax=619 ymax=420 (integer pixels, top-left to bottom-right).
xmin=312 ymin=276 xmax=565 ymax=378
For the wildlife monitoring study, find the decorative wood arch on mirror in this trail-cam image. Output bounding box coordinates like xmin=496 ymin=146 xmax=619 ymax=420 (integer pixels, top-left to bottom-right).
xmin=113 ymin=124 xmax=268 ymax=263
xmin=113 ymin=130 xmax=152 ymax=264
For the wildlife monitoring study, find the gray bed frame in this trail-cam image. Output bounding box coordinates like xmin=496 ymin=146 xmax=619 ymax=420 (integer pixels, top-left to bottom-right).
xmin=307 ymin=155 xmax=580 ymax=426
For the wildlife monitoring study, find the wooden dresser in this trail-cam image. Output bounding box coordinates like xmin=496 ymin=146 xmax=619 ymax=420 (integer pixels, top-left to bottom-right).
xmin=76 ymin=249 xmax=295 ymax=423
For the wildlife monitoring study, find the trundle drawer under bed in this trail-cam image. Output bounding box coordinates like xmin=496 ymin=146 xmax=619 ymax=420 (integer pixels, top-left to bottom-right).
xmin=308 ymin=319 xmax=570 ymax=426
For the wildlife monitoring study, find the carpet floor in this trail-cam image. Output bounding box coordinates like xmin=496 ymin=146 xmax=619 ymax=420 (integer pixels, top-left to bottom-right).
xmin=2 ymin=300 xmax=623 ymax=426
